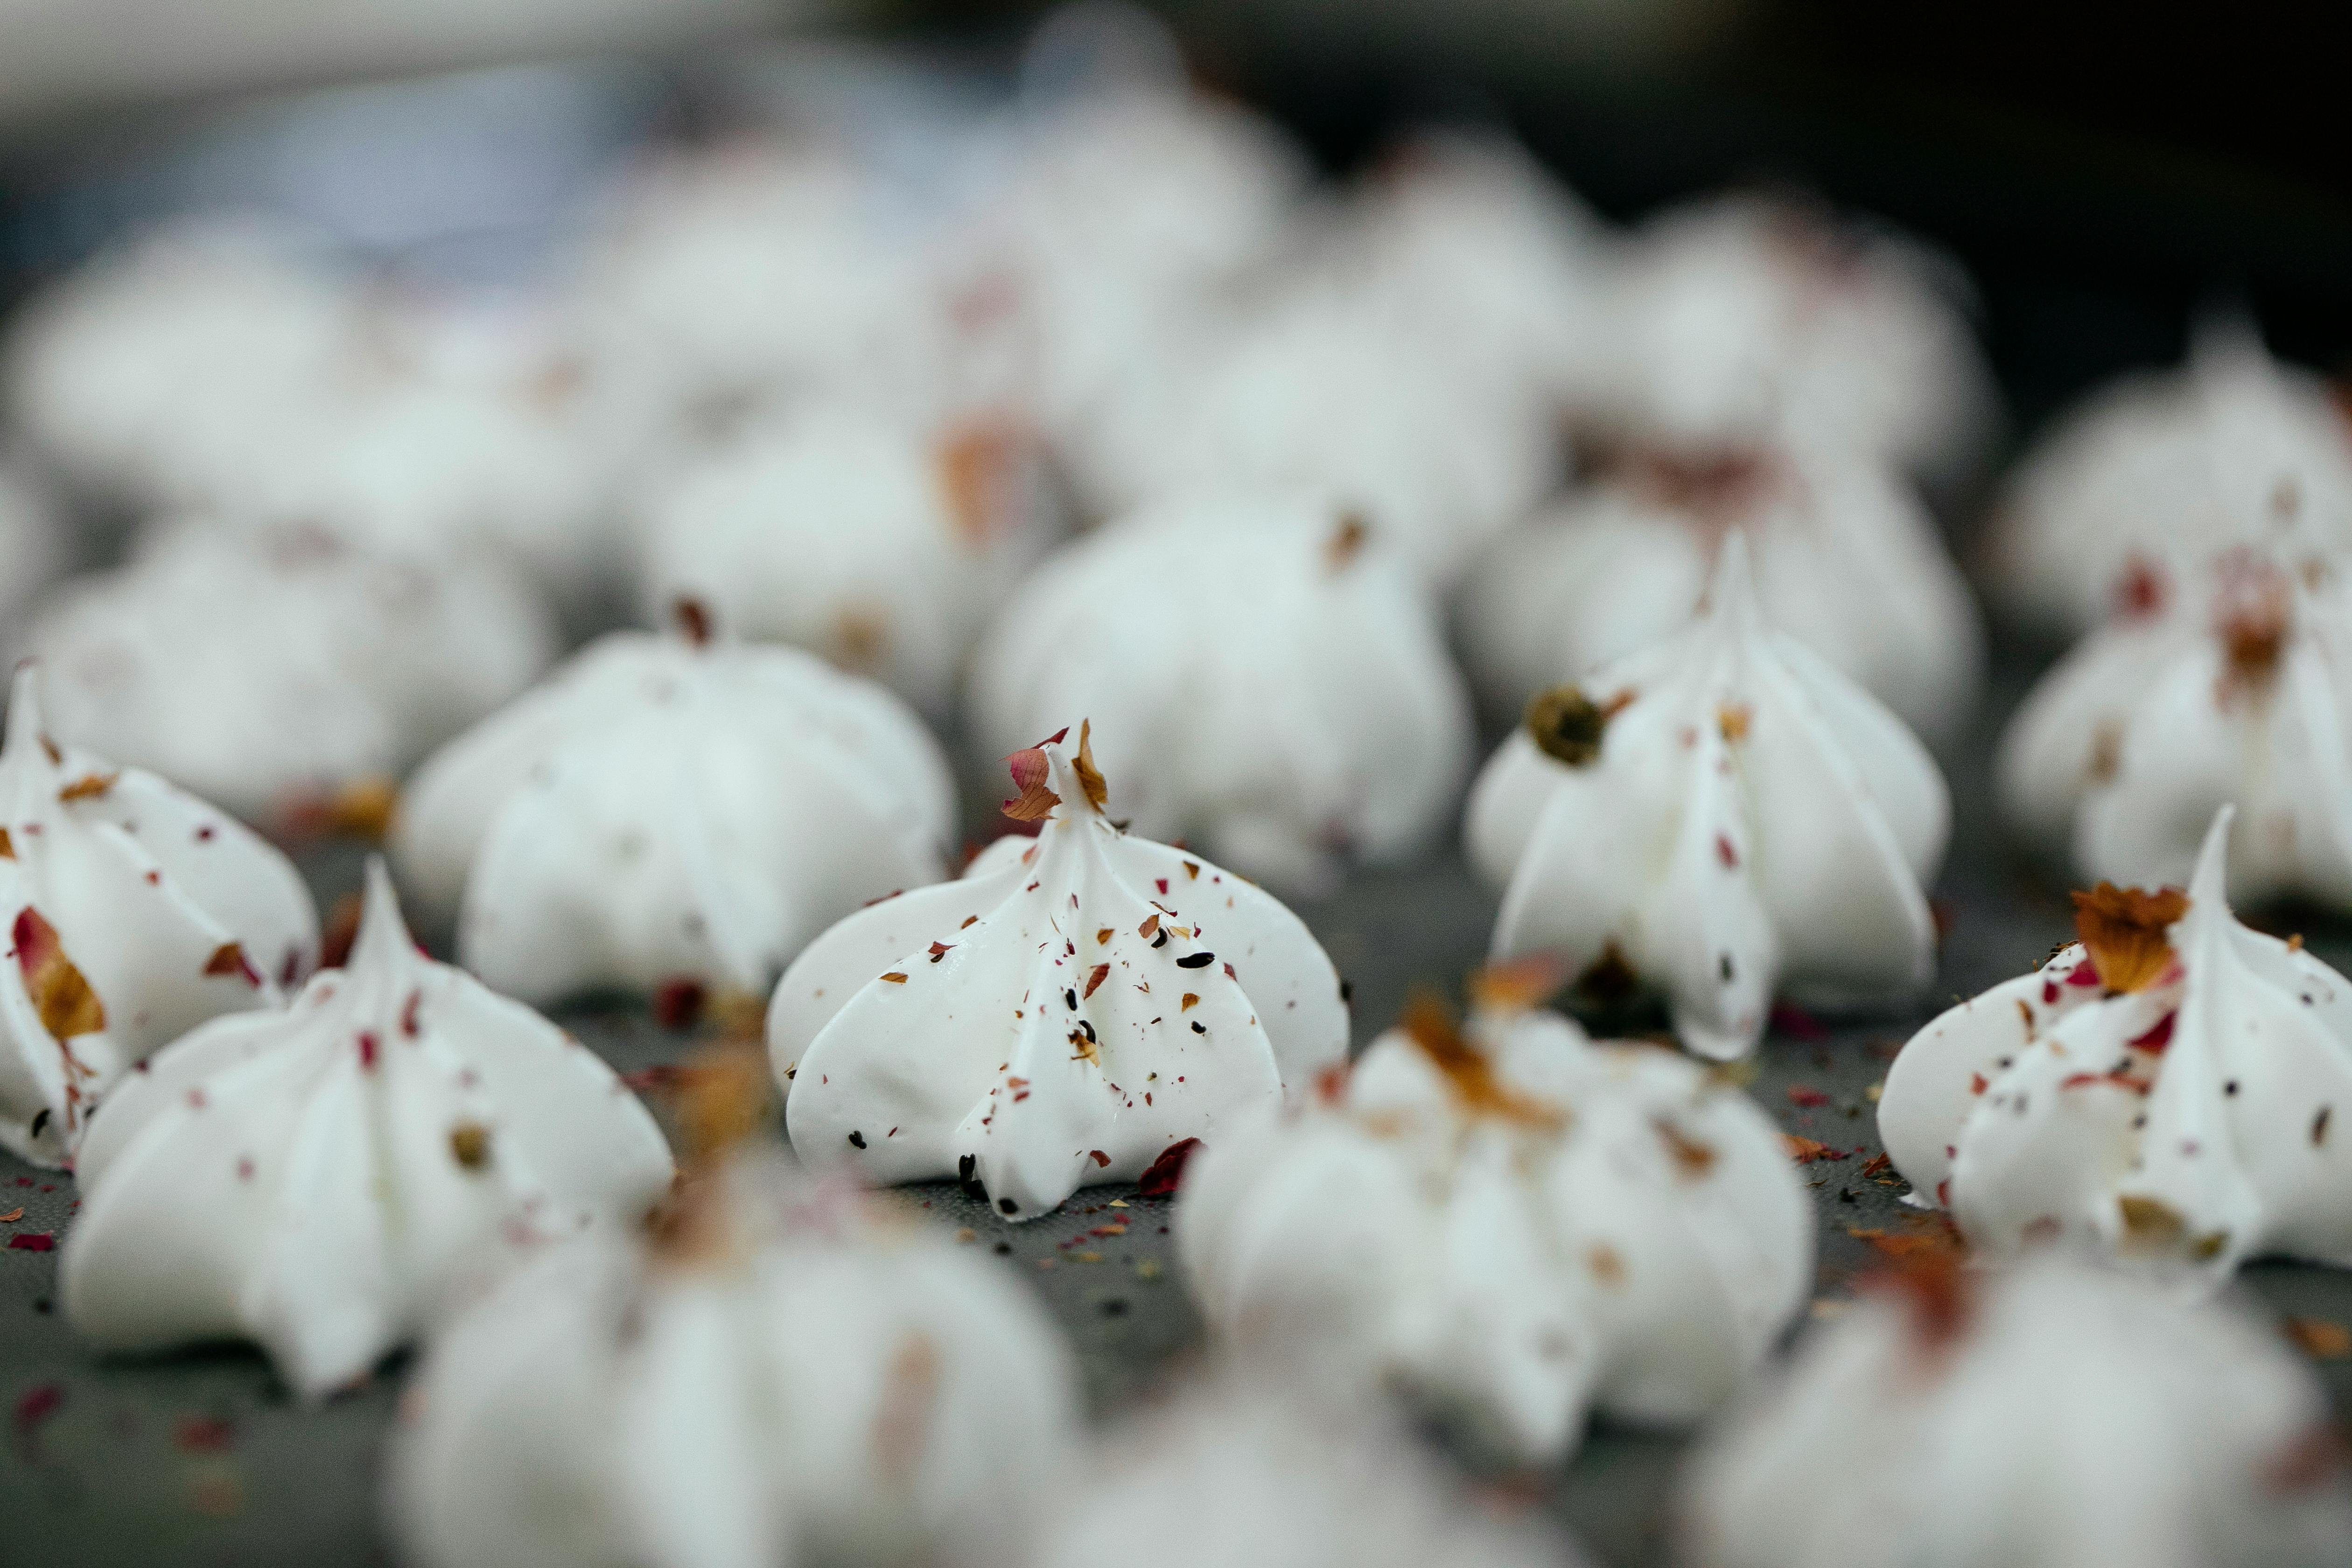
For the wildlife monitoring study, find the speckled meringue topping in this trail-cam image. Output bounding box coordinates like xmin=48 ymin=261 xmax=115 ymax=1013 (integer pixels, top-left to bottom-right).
xmin=61 ymin=860 xmax=670 ymax=1398
xmin=1459 ymin=438 xmax=1985 ymax=741
xmin=1585 ymin=193 xmax=1997 ymax=479
xmin=20 ymin=519 xmax=558 ymax=826
xmin=770 ymin=723 xmax=1348 ymax=1222
xmin=1999 ymin=545 xmax=2352 ymax=907
xmin=1680 ymin=1253 xmax=2352 ymax=1568
xmin=1881 ymin=807 xmax=2352 ymax=1281
xmin=387 ymin=1148 xmax=1080 ymax=1568
xmin=632 ymin=404 xmax=1060 ymax=716
xmin=1987 ymin=322 xmax=2352 ymax=636
xmin=392 ymin=620 xmax=955 ymax=1012
xmin=1466 ymin=532 xmax=1949 ymax=1059
xmin=967 ymin=495 xmax=1474 ymax=894
xmin=0 ymin=663 xmax=317 ymax=1168
xmin=1177 ymin=969 xmax=1812 ymax=1462
xmin=1029 ymin=1370 xmax=1590 ymax=1568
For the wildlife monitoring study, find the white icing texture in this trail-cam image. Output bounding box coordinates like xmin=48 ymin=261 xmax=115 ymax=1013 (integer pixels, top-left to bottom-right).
xmin=1466 ymin=533 xmax=1948 ymax=1058
xmin=1459 ymin=441 xmax=1984 ymax=740
xmin=771 ymin=726 xmax=1348 ymax=1221
xmin=1988 ymin=323 xmax=2352 ymax=635
xmin=1681 ymin=1256 xmax=2352 ymax=1568
xmin=968 ymin=495 xmax=1474 ymax=894
xmin=386 ymin=1154 xmax=1079 ymax=1568
xmin=21 ymin=520 xmax=558 ymax=825
xmin=1882 ymin=808 xmax=2352 ymax=1281
xmin=1999 ymin=546 xmax=2352 ymax=908
xmin=0 ymin=663 xmax=316 ymax=1167
xmin=394 ymin=628 xmax=954 ymax=1009
xmin=61 ymin=861 xmax=670 ymax=1396
xmin=1178 ymin=996 xmax=1811 ymax=1460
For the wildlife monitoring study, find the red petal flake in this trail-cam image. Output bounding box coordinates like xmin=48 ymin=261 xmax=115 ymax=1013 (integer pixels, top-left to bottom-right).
xmin=1768 ymin=1002 xmax=1828 ymax=1043
xmin=1001 ymin=742 xmax=1061 ymax=822
xmin=1787 ymin=1086 xmax=1831 ymax=1108
xmin=1137 ymin=1138 xmax=1203 ymax=1197
xmin=2129 ymin=1011 xmax=2177 ymax=1054
xmin=1087 ymin=1149 xmax=1111 ymax=1168
xmin=1084 ymin=963 xmax=1110 ymax=999
xmin=7 ymin=1232 xmax=55 ymax=1252
xmin=13 ymin=908 xmax=106 ymax=1039
xmin=653 ymin=978 xmax=707 ymax=1029
xmin=203 ymin=942 xmax=261 ymax=986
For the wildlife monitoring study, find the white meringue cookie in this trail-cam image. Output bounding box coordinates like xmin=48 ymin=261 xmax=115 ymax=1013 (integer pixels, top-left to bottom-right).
xmin=19 ymin=519 xmax=558 ymax=826
xmin=572 ymin=143 xmax=967 ymax=440
xmin=0 ymin=664 xmax=317 ymax=1168
xmin=771 ymin=724 xmax=1348 ymax=1222
xmin=1589 ymin=194 xmax=1996 ymax=479
xmin=393 ymin=625 xmax=954 ymax=1009
xmin=0 ymin=459 xmax=66 ymax=632
xmin=0 ymin=221 xmax=352 ymax=510
xmin=1988 ymin=322 xmax=2352 ymax=636
xmin=1680 ymin=1255 xmax=2352 ymax=1568
xmin=1881 ymin=807 xmax=2352 ymax=1281
xmin=968 ymin=495 xmax=1475 ymax=893
xmin=1337 ymin=127 xmax=1606 ymax=416
xmin=1466 ymin=532 xmax=1949 ymax=1058
xmin=61 ymin=861 xmax=671 ymax=1398
xmin=386 ymin=1152 xmax=1079 ymax=1568
xmin=1032 ymin=1372 xmax=1588 ymax=1568
xmin=1063 ymin=281 xmax=1565 ymax=585
xmin=1177 ymin=983 xmax=1812 ymax=1461
xmin=631 ymin=405 xmax=1059 ymax=716
xmin=1998 ymin=546 xmax=2352 ymax=906
xmin=1458 ymin=442 xmax=1985 ymax=740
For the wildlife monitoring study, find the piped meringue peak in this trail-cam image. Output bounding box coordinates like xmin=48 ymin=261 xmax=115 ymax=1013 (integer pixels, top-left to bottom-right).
xmin=1 ymin=662 xmax=318 ymax=1167
xmin=60 ymin=859 xmax=673 ymax=1399
xmin=1465 ymin=532 xmax=1950 ymax=1059
xmin=769 ymin=721 xmax=1349 ymax=1221
xmin=1177 ymin=968 xmax=1813 ymax=1462
xmin=390 ymin=613 xmax=956 ymax=1010
xmin=386 ymin=1149 xmax=1081 ymax=1568
xmin=1999 ymin=544 xmax=2352 ymax=909
xmin=1680 ymin=1252 xmax=2352 ymax=1568
xmin=1881 ymin=807 xmax=2352 ymax=1283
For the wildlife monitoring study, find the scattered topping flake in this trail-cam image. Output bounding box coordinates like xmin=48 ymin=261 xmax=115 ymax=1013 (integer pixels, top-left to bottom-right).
xmin=1137 ymin=914 xmax=1159 ymax=940
xmin=1137 ymin=1139 xmax=1203 ymax=1196
xmin=652 ymin=978 xmax=707 ymax=1029
xmin=448 ymin=1123 xmax=492 ymax=1170
xmin=56 ymin=771 xmax=118 ymax=802
xmin=2214 ymin=550 xmax=2293 ymax=695
xmin=1175 ymin=951 xmax=1215 ymax=970
xmin=1071 ymin=720 xmax=1110 ymax=812
xmin=1323 ymin=513 xmax=1369 ymax=571
xmin=1524 ymin=685 xmax=1621 ymax=767
xmin=13 ymin=908 xmax=106 ymax=1039
xmin=1088 ymin=1149 xmax=1111 ymax=1168
xmin=7 ymin=1232 xmax=55 ymax=1251
xmin=672 ymin=596 xmax=714 ymax=646
xmin=2286 ymin=1318 xmax=2352 ymax=1359
xmin=880 ymin=973 xmax=909 ymax=985
xmin=1002 ymin=738 xmax=1063 ymax=821
xmin=2071 ymin=882 xmax=2189 ymax=993
xmin=938 ymin=420 xmax=1015 ymax=546
xmin=1084 ymin=963 xmax=1110 ymax=999
xmin=1786 ymin=1086 xmax=1831 ymax=1108
xmin=1716 ymin=703 xmax=1752 ymax=743
xmin=1785 ymin=1135 xmax=1842 ymax=1164
xmin=203 ymin=942 xmax=260 ymax=986
xmin=1399 ymin=993 xmax=1568 ymax=1127
xmin=1465 ymin=954 xmax=1572 ymax=1015
xmin=2116 ymin=1193 xmax=2188 ymax=1250
xmin=1656 ymin=1118 xmax=1719 ymax=1176
xmin=927 ymin=942 xmax=954 ymax=964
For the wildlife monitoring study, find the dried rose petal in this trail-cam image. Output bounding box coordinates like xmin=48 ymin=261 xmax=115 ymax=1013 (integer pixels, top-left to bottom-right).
xmin=13 ymin=908 xmax=105 ymax=1039
xmin=1465 ymin=953 xmax=1573 ymax=1015
xmin=1137 ymin=1138 xmax=1204 ymax=1197
xmin=2072 ymin=883 xmax=2189 ymax=993
xmin=1398 ymin=991 xmax=1567 ymax=1128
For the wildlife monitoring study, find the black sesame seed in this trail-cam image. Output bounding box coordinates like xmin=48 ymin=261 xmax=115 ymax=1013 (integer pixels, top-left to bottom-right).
xmin=1176 ymin=952 xmax=1215 ymax=969
xmin=1080 ymin=1019 xmax=1097 ymax=1042
xmin=2225 ymin=1081 xmax=2240 ymax=1097
xmin=1340 ymin=979 xmax=1353 ymax=1003
xmin=1718 ymin=954 xmax=1734 ymax=983
xmin=1064 ymin=989 xmax=1078 ymax=1010
xmin=993 ymin=1241 xmax=1012 ymax=1255
xmin=998 ymin=1197 xmax=1019 ymax=1215
xmin=847 ymin=1131 xmax=866 ymax=1149
xmin=28 ymin=1109 xmax=49 ymax=1139
xmin=1191 ymin=1021 xmax=1206 ymax=1034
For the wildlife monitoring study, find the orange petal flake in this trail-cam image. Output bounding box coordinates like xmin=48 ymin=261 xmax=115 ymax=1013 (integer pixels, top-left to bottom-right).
xmin=2072 ymin=882 xmax=2189 ymax=993
xmin=12 ymin=908 xmax=106 ymax=1040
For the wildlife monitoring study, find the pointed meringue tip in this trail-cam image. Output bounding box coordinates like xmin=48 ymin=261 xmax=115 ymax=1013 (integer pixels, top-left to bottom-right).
xmin=4 ymin=660 xmax=45 ymax=754
xmin=2186 ymin=805 xmax=2236 ymax=913
xmin=1701 ymin=529 xmax=1760 ymax=628
xmin=353 ymin=855 xmax=416 ymax=968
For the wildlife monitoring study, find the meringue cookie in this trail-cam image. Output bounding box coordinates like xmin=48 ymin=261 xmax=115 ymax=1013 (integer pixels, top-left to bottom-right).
xmin=0 ymin=220 xmax=352 ymax=510
xmin=771 ymin=724 xmax=1348 ymax=1221
xmin=1458 ymin=441 xmax=1985 ymax=740
xmin=1881 ymin=807 xmax=2352 ymax=1281
xmin=0 ymin=664 xmax=317 ymax=1168
xmin=1177 ymin=981 xmax=1812 ymax=1461
xmin=1339 ymin=127 xmax=1606 ymax=414
xmin=968 ymin=496 xmax=1475 ymax=893
xmin=1033 ymin=1372 xmax=1588 ymax=1568
xmin=1998 ymin=546 xmax=2352 ymax=906
xmin=393 ymin=624 xmax=955 ymax=1009
xmin=1588 ymin=194 xmax=1996 ymax=479
xmin=61 ymin=861 xmax=671 ymax=1397
xmin=1062 ymin=281 xmax=1565 ymax=585
xmin=386 ymin=1152 xmax=1079 ymax=1568
xmin=572 ymin=142 xmax=967 ymax=440
xmin=1987 ymin=322 xmax=2352 ymax=636
xmin=19 ymin=519 xmax=558 ymax=826
xmin=0 ymin=459 xmax=66 ymax=632
xmin=1680 ymin=1255 xmax=2352 ymax=1568
xmin=631 ymin=405 xmax=1059 ymax=715
xmin=1466 ymin=532 xmax=1949 ymax=1058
